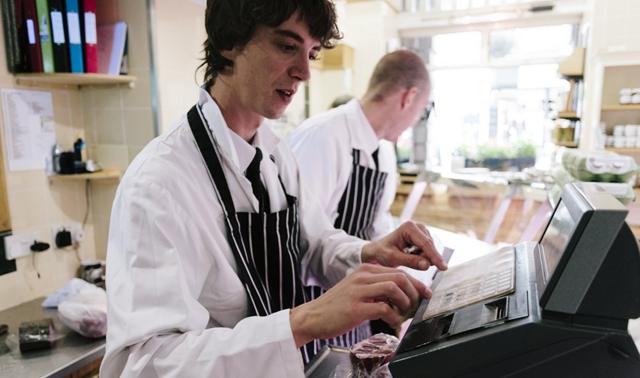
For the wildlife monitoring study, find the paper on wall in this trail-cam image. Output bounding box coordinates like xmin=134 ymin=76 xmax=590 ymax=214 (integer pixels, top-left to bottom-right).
xmin=0 ymin=89 xmax=56 ymax=172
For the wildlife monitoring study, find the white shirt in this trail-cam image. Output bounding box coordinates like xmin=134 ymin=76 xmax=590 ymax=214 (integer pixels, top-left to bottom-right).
xmin=288 ymin=99 xmax=397 ymax=241
xmin=100 ymin=88 xmax=366 ymax=378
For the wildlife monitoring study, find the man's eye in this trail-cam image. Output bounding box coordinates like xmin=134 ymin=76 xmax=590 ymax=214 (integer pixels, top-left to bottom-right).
xmin=280 ymin=44 xmax=296 ymax=53
xmin=309 ymin=54 xmax=319 ymax=61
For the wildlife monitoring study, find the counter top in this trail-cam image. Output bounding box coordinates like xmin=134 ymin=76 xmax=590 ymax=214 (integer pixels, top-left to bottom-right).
xmin=0 ymin=297 xmax=104 ymax=378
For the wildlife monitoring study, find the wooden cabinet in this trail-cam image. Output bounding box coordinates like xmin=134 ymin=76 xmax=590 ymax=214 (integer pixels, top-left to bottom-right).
xmin=0 ymin=140 xmax=10 ymax=232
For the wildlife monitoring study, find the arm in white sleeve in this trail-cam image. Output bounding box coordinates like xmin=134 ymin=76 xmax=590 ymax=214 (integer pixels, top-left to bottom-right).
xmin=101 ymin=178 xmax=303 ymax=378
xmin=289 ymin=125 xmax=346 ymax=222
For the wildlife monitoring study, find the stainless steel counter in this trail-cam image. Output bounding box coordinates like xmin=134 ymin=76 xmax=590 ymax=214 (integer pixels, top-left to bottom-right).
xmin=0 ymin=297 xmax=104 ymax=378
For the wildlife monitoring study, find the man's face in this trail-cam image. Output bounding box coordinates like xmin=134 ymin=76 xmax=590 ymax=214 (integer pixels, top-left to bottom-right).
xmin=225 ymin=14 xmax=321 ymax=121
xmin=386 ymin=87 xmax=431 ymax=142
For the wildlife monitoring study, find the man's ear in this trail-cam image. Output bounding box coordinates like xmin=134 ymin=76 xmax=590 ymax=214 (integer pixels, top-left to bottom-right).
xmin=220 ymin=47 xmax=240 ymax=62
xmin=400 ymin=86 xmax=419 ymax=110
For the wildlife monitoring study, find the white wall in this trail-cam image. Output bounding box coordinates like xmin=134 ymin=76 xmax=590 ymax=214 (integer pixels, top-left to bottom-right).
xmin=152 ymin=0 xmax=206 ymax=134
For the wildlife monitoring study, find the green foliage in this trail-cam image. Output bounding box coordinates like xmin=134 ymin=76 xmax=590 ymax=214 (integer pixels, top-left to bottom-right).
xmin=457 ymin=140 xmax=536 ymax=160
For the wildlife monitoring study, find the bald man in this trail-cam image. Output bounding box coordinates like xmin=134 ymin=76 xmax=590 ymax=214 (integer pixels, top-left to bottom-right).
xmin=288 ymin=49 xmax=431 ymax=341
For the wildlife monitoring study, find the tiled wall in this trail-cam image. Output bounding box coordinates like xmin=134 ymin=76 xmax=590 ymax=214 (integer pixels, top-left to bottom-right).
xmin=0 ymin=0 xmax=155 ymax=310
xmin=0 ymin=84 xmax=98 ymax=310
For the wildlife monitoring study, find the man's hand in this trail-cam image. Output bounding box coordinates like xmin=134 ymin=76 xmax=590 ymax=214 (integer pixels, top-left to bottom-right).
xmin=290 ymin=264 xmax=430 ymax=347
xmin=361 ymin=221 xmax=448 ymax=271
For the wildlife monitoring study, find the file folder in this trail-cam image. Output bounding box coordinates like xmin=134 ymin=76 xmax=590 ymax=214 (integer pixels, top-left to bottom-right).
xmin=64 ymin=0 xmax=83 ymax=72
xmin=35 ymin=0 xmax=54 ymax=72
xmin=81 ymin=0 xmax=96 ymax=73
xmin=22 ymin=0 xmax=44 ymax=72
xmin=48 ymin=0 xmax=69 ymax=72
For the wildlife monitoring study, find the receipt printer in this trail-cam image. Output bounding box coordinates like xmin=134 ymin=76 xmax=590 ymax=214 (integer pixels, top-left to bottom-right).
xmin=390 ymin=182 xmax=640 ymax=377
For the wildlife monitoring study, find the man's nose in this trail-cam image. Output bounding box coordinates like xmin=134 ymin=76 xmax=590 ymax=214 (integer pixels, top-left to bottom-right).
xmin=290 ymin=53 xmax=311 ymax=82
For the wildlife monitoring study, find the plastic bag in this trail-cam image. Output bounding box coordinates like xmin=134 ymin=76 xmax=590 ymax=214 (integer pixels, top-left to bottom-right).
xmin=57 ymin=284 xmax=107 ymax=338
xmin=349 ymin=333 xmax=399 ymax=378
xmin=42 ymin=278 xmax=95 ymax=308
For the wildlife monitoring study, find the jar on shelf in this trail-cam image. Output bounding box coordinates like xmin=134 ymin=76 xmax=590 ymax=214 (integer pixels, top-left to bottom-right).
xmin=620 ymin=88 xmax=633 ymax=104
xmin=632 ymin=88 xmax=640 ymax=104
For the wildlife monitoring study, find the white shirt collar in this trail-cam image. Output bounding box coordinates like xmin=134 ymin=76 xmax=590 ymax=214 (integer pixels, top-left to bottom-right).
xmin=197 ymin=87 xmax=282 ymax=173
xmin=343 ymin=99 xmax=380 ymax=154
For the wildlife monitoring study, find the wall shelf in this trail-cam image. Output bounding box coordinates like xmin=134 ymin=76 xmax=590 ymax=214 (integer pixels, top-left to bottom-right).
xmin=558 ymin=47 xmax=585 ymax=78
xmin=602 ymin=104 xmax=640 ymax=111
xmin=15 ymin=73 xmax=136 ymax=88
xmin=557 ymin=111 xmax=580 ymax=120
xmin=48 ymin=168 xmax=121 ymax=182
xmin=554 ymin=141 xmax=578 ymax=148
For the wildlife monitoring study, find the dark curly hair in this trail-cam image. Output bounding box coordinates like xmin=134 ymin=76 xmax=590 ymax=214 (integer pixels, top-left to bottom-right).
xmin=199 ymin=0 xmax=342 ymax=88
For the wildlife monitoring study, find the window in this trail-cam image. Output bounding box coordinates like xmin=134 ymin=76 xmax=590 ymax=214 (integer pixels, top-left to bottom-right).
xmin=401 ymin=23 xmax=576 ymax=171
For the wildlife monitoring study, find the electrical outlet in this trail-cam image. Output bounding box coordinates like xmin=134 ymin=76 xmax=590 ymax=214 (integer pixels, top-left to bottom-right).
xmin=4 ymin=231 xmax=38 ymax=259
xmin=51 ymin=223 xmax=84 ymax=248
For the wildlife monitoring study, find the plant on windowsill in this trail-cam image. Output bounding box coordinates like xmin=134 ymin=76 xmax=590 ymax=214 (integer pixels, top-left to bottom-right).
xmin=458 ymin=141 xmax=536 ymax=171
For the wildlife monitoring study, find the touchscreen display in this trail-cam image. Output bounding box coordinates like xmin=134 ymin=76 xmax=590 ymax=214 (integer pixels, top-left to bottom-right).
xmin=539 ymin=200 xmax=576 ymax=280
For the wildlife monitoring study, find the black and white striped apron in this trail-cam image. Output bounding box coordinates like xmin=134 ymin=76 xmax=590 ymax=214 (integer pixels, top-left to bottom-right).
xmin=187 ymin=105 xmax=319 ymax=362
xmin=305 ymin=148 xmax=389 ymax=348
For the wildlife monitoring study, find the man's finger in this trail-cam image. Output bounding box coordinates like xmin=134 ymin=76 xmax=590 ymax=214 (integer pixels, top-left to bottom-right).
xmin=402 ymin=223 xmax=447 ymax=270
xmin=362 ymin=271 xmax=421 ymax=303
xmin=361 ymin=302 xmax=403 ymax=329
xmin=360 ymin=281 xmax=412 ymax=312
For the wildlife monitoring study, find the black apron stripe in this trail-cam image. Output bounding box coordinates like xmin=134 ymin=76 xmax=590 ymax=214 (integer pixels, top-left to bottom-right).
xmin=362 ymin=170 xmax=378 ymax=239
xmin=345 ymin=157 xmax=361 ymax=235
xmin=343 ymin=150 xmax=359 ymax=232
xmin=336 ymin=170 xmax=352 ymax=231
xmin=356 ymin=163 xmax=368 ymax=237
xmin=359 ymin=167 xmax=374 ymax=237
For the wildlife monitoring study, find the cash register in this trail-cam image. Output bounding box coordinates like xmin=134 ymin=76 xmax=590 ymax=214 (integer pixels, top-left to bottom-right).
xmin=390 ymin=182 xmax=640 ymax=377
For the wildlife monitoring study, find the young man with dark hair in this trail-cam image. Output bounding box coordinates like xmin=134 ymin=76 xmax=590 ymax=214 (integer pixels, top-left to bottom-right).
xmin=289 ymin=50 xmax=432 ymax=341
xmin=101 ymin=1 xmax=445 ymax=376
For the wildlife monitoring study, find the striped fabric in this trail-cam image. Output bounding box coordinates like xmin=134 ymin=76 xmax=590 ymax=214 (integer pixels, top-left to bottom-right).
xmin=334 ymin=149 xmax=388 ymax=240
xmin=187 ymin=105 xmax=319 ymax=362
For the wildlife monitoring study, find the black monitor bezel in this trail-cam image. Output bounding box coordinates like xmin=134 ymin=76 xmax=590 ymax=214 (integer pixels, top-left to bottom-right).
xmin=537 ymin=197 xmax=593 ymax=308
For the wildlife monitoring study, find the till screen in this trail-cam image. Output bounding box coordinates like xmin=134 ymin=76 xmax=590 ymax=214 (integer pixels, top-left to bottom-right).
xmin=539 ymin=200 xmax=576 ymax=280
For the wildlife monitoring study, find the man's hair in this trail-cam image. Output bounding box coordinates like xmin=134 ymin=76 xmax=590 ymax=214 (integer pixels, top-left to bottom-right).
xmin=200 ymin=0 xmax=342 ymax=87
xmin=365 ymin=50 xmax=430 ymax=102
xmin=329 ymin=94 xmax=354 ymax=109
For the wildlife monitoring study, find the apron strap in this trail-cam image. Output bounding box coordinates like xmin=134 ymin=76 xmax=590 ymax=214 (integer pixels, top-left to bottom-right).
xmin=187 ymin=105 xmax=237 ymax=216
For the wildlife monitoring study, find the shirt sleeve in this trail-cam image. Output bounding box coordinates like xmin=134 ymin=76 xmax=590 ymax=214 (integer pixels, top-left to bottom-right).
xmin=101 ymin=177 xmax=304 ymax=378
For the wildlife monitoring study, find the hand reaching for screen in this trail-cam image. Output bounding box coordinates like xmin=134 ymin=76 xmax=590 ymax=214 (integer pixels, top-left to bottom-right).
xmin=361 ymin=221 xmax=448 ymax=271
xmin=289 ymin=264 xmax=430 ymax=347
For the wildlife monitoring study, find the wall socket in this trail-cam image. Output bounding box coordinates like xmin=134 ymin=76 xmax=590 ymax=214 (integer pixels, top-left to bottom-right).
xmin=4 ymin=231 xmax=39 ymax=259
xmin=51 ymin=224 xmax=84 ymax=248
xmin=0 ymin=231 xmax=17 ymax=275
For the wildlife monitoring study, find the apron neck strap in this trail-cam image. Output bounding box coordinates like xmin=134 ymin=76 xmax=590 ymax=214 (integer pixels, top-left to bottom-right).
xmin=187 ymin=104 xmax=237 ymax=215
